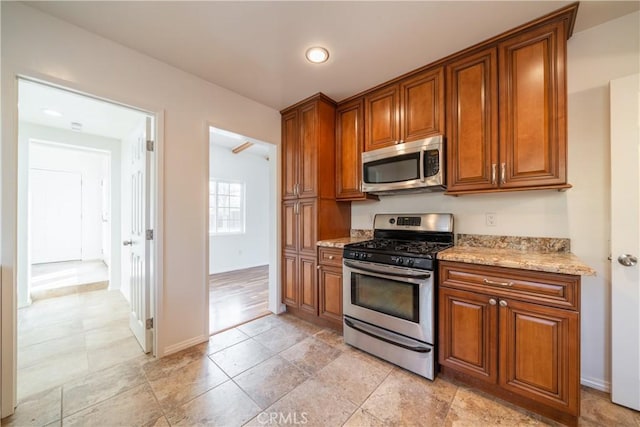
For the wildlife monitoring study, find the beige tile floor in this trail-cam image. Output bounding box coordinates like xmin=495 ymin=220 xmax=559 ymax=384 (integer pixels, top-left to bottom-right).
xmin=4 ymin=289 xmax=640 ymax=426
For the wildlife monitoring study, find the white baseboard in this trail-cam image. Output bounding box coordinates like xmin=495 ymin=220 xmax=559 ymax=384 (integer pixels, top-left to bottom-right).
xmin=163 ymin=335 xmax=208 ymax=356
xmin=581 ymin=376 xmax=611 ymax=392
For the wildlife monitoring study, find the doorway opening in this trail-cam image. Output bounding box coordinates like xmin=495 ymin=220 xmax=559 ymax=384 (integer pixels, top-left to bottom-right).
xmin=15 ymin=78 xmax=156 ymax=401
xmin=28 ymin=142 xmax=111 ymax=302
xmin=208 ymin=127 xmax=276 ymax=334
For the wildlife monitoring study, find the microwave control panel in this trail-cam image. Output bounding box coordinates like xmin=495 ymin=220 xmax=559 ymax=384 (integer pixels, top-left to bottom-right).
xmin=425 ymin=150 xmax=440 ymax=177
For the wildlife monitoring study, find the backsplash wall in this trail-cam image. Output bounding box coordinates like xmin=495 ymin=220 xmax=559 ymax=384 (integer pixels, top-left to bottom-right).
xmin=351 ymin=190 xmax=570 ymax=238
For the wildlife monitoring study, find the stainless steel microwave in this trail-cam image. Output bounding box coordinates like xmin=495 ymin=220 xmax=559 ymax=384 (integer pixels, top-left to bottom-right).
xmin=361 ymin=136 xmax=445 ymax=195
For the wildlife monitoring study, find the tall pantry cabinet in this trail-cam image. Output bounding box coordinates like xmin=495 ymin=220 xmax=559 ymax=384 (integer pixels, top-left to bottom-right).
xmin=280 ymin=93 xmax=351 ymax=321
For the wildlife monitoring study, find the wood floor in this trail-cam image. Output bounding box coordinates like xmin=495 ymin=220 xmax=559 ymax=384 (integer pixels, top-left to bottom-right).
xmin=209 ymin=265 xmax=269 ymax=334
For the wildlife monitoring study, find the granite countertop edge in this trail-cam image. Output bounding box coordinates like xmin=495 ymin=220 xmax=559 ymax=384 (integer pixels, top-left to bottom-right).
xmin=437 ymin=246 xmax=597 ymax=276
xmin=316 ymin=236 xmax=370 ymax=249
xmin=315 ymin=232 xmax=597 ymax=277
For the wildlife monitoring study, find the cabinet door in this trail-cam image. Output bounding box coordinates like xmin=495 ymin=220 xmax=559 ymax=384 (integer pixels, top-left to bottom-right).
xmin=282 ymin=200 xmax=298 ymax=252
xmin=282 ymin=252 xmax=298 ymax=307
xmin=364 ymin=84 xmax=400 ymax=151
xmin=499 ymin=298 xmax=579 ymax=416
xmin=446 ymin=48 xmax=499 ymax=193
xmin=281 ymin=110 xmax=299 ymax=199
xmin=299 ymin=255 xmax=317 ymax=315
xmin=336 ymin=98 xmax=366 ymax=200
xmin=400 ymin=67 xmax=444 ymax=142
xmin=498 ymin=21 xmax=567 ymax=188
xmin=299 ymin=102 xmax=318 ymax=198
xmin=439 ymin=286 xmax=498 ymax=383
xmin=319 ymin=266 xmax=343 ymax=323
xmin=298 ymin=199 xmax=317 ymax=255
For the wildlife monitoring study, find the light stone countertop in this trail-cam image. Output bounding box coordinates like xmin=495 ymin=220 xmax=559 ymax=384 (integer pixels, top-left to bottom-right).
xmin=316 ymin=236 xmax=370 ymax=249
xmin=438 ymin=234 xmax=597 ymax=276
xmin=317 ymin=229 xmax=373 ymax=249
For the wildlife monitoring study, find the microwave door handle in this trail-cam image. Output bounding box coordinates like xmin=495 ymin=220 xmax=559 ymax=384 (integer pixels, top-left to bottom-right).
xmin=419 ymin=150 xmax=426 ymax=182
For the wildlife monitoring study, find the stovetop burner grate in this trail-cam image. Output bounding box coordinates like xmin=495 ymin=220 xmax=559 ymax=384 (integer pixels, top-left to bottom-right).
xmin=343 ymin=213 xmax=454 ymax=270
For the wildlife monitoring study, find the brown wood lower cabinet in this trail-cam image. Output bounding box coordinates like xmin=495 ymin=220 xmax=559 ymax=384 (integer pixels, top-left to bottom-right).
xmin=439 ymin=261 xmax=580 ymax=426
xmin=317 ymin=247 xmax=344 ymax=330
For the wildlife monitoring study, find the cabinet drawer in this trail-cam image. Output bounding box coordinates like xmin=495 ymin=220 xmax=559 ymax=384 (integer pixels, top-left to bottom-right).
xmin=318 ymin=247 xmax=343 ymax=267
xmin=440 ymin=261 xmax=579 ymax=310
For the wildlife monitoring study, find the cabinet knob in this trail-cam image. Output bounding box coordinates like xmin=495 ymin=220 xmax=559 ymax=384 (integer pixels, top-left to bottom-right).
xmin=499 ymin=300 xmax=508 ymax=307
xmin=317 ymin=265 xmax=321 ymax=270
xmin=328 ymin=255 xmax=334 ymax=260
xmin=489 ymin=298 xmax=497 ymax=306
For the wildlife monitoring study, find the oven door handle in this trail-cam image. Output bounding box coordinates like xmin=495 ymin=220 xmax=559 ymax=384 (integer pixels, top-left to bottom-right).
xmin=344 ymin=318 xmax=431 ymax=353
xmin=344 ymin=260 xmax=431 ymax=280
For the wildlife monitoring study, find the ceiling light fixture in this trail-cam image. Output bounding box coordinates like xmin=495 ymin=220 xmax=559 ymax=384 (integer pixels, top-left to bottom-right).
xmin=305 ymin=47 xmax=330 ymax=64
xmin=42 ymin=108 xmax=63 ymax=117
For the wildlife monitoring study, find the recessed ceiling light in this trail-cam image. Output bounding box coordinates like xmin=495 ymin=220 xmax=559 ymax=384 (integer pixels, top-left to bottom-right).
xmin=42 ymin=108 xmax=63 ymax=117
xmin=305 ymin=47 xmax=330 ymax=64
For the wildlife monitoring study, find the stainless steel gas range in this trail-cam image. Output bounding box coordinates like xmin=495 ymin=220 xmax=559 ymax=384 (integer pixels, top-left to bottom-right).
xmin=342 ymin=213 xmax=454 ymax=380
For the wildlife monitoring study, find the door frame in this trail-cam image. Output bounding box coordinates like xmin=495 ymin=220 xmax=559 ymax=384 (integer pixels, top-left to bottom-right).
xmin=1 ymin=72 xmax=165 ymax=418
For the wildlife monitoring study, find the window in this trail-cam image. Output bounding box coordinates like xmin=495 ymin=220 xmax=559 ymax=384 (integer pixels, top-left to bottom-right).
xmin=209 ymin=179 xmax=245 ymax=234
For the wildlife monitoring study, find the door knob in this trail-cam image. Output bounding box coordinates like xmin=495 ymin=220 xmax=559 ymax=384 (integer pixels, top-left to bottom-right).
xmin=123 ymin=240 xmax=134 ymax=246
xmin=618 ymin=254 xmax=638 ymax=267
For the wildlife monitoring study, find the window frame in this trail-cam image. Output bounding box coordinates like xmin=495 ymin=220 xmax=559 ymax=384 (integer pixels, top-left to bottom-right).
xmin=208 ymin=178 xmax=246 ymax=236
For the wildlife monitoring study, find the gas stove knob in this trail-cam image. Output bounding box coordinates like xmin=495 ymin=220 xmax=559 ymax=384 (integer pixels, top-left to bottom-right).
xmin=406 ymin=259 xmax=414 ymax=267
xmin=395 ymin=257 xmax=404 ymax=265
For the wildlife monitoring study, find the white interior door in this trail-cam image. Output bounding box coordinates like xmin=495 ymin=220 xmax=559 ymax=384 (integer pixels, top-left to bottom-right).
xmin=611 ymin=73 xmax=640 ymax=410
xmin=125 ymin=117 xmax=153 ymax=353
xmin=30 ymin=169 xmax=82 ymax=264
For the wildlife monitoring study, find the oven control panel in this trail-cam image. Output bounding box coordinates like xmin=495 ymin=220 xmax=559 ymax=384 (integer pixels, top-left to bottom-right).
xmin=343 ymin=250 xmax=434 ymax=270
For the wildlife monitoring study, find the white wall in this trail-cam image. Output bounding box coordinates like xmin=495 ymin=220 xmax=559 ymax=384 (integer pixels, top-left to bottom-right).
xmin=16 ymin=122 xmax=122 ymax=308
xmin=209 ymin=143 xmax=271 ymax=274
xmin=352 ymin=11 xmax=640 ymax=391
xmin=29 ymin=142 xmax=108 ymax=261
xmin=1 ymin=1 xmax=281 ymax=378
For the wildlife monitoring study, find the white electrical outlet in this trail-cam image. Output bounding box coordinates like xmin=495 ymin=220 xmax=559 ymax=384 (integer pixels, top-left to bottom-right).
xmin=486 ymin=212 xmax=497 ymax=227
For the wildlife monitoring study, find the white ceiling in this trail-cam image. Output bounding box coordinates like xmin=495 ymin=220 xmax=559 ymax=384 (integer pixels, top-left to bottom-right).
xmin=19 ymin=79 xmax=147 ymax=140
xmin=210 ymin=127 xmax=272 ymax=158
xmin=24 ymin=1 xmax=639 ymax=111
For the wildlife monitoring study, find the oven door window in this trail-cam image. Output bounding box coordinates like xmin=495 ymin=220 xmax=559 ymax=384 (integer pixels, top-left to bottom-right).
xmin=363 ymin=153 xmax=420 ymax=184
xmin=351 ymin=272 xmax=419 ymax=322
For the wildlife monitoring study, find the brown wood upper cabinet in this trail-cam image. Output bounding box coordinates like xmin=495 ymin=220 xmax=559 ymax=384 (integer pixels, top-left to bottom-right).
xmin=446 ymin=20 xmax=571 ymax=194
xmin=282 ymin=95 xmax=337 ymax=200
xmin=364 ymin=66 xmax=444 ymax=152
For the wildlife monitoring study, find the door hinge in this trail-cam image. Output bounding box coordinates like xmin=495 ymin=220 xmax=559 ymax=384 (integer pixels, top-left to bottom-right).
xmin=146 ymin=229 xmax=154 ymax=240
xmin=146 ymin=318 xmax=154 ymax=329
xmin=146 ymin=140 xmax=154 ymax=152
